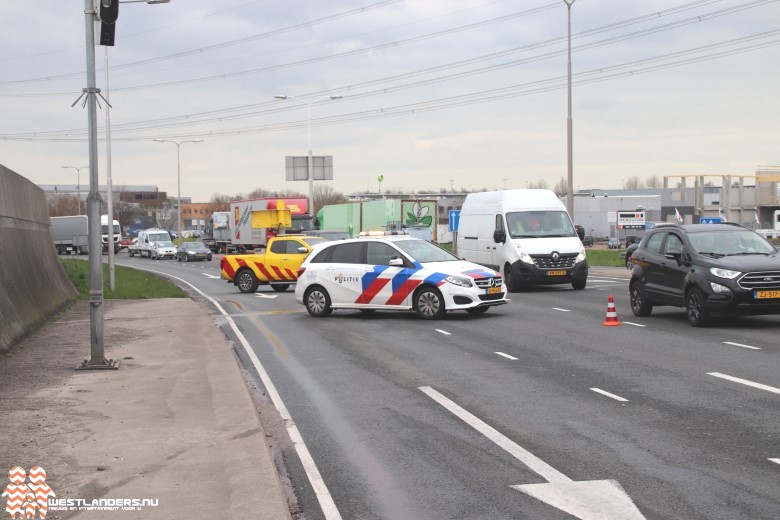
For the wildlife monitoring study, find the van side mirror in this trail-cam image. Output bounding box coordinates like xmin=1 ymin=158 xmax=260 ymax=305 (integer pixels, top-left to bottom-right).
xmin=576 ymin=226 xmax=585 ymax=240
xmin=493 ymin=229 xmax=506 ymax=244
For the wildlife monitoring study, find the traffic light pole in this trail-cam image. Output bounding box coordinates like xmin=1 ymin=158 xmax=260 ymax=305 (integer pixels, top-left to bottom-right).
xmin=76 ymin=0 xmax=118 ymax=370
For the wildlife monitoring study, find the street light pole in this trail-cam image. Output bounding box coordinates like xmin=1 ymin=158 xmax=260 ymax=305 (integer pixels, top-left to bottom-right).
xmin=61 ymin=165 xmax=88 ymax=215
xmin=274 ymin=94 xmax=342 ymax=217
xmin=564 ymin=0 xmax=576 ymax=219
xmin=154 ymin=139 xmax=203 ymax=243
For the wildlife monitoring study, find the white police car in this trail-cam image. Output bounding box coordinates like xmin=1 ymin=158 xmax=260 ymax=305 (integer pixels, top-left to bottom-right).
xmin=295 ymin=235 xmax=508 ymax=319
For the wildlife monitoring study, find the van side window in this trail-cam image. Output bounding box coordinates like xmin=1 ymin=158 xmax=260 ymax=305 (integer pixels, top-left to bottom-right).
xmin=495 ymin=215 xmax=504 ymax=233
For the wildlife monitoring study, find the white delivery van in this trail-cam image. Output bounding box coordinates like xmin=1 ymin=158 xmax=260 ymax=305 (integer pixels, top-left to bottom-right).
xmin=457 ymin=189 xmax=588 ymax=291
xmin=131 ymin=228 xmax=172 ymax=258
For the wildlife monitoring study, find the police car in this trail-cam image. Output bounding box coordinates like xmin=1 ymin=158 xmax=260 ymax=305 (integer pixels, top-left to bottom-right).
xmin=295 ymin=234 xmax=508 ymax=319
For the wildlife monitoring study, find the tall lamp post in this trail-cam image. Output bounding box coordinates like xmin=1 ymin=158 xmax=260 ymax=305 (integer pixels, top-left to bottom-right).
xmin=61 ymin=165 xmax=88 ymax=215
xmin=274 ymin=94 xmax=342 ymax=216
xmin=154 ymin=139 xmax=203 ymax=243
xmin=564 ymin=0 xmax=576 ymax=219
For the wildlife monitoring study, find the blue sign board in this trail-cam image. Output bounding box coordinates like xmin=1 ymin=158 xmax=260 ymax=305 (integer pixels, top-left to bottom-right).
xmin=699 ymin=218 xmax=723 ymax=224
xmin=449 ymin=210 xmax=461 ymax=232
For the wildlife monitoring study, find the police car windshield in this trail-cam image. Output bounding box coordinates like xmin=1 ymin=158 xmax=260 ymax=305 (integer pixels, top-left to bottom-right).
xmin=393 ymin=239 xmax=458 ymax=263
xmin=506 ymin=211 xmax=576 ymax=238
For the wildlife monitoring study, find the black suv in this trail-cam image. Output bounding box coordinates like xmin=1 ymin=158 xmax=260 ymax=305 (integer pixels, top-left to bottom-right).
xmin=629 ymin=223 xmax=780 ymax=326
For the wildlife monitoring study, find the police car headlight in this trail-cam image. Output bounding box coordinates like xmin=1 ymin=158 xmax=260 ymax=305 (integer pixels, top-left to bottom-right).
xmin=445 ymin=275 xmax=473 ymax=288
xmin=576 ymin=246 xmax=587 ymax=263
xmin=514 ymin=244 xmax=534 ymax=265
xmin=710 ymin=267 xmax=741 ymax=279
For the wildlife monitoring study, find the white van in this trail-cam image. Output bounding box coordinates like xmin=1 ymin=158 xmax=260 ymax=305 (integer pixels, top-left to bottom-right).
xmin=456 ymin=189 xmax=588 ymax=291
xmin=131 ymin=228 xmax=172 ymax=258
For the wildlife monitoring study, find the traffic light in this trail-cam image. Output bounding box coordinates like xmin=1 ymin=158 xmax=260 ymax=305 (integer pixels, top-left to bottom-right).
xmin=99 ymin=0 xmax=119 ymax=46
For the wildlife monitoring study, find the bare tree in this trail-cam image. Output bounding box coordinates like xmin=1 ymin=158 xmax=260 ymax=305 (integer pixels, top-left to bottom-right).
xmin=528 ymin=179 xmax=549 ymax=190
xmin=624 ymin=176 xmax=644 ymax=189
xmin=552 ymin=177 xmax=568 ymax=196
xmin=313 ymin=185 xmax=347 ymax=216
xmin=645 ymin=175 xmax=662 ymax=188
xmin=47 ymin=193 xmax=81 ymax=217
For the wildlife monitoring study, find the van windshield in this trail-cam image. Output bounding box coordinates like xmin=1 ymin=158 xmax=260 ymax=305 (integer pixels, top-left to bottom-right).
xmin=148 ymin=233 xmax=170 ymax=242
xmin=506 ymin=211 xmax=576 ymax=238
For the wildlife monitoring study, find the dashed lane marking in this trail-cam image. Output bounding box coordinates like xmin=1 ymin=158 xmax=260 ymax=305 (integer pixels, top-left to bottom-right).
xmin=723 ymin=341 xmax=761 ymax=350
xmin=707 ymin=373 xmax=780 ymax=395
xmin=590 ymin=388 xmax=629 ymax=402
xmin=495 ymin=352 xmax=518 ymax=360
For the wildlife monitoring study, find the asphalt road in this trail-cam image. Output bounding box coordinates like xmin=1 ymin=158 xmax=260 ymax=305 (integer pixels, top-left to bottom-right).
xmin=112 ymin=252 xmax=780 ymax=520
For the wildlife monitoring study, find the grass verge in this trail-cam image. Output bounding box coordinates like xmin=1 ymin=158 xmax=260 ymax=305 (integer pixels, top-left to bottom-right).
xmin=60 ymin=259 xmax=187 ymax=300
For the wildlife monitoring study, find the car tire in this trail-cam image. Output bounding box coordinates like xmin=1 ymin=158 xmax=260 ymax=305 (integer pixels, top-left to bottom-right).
xmin=305 ymin=286 xmax=333 ymax=317
xmin=236 ymin=270 xmax=259 ymax=293
xmin=572 ymin=278 xmax=586 ymax=290
xmin=685 ymin=287 xmax=710 ymax=327
xmin=629 ymin=281 xmax=653 ymax=317
xmin=271 ymin=284 xmax=290 ymax=292
xmin=414 ymin=286 xmax=445 ymax=320
xmin=504 ymin=263 xmax=520 ymax=293
xmin=465 ymin=306 xmax=489 ymax=315
xmin=177 ymin=255 xmax=181 ymax=262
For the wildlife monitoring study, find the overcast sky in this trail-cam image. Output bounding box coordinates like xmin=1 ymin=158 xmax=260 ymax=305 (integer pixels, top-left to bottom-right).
xmin=1 ymin=0 xmax=778 ymax=202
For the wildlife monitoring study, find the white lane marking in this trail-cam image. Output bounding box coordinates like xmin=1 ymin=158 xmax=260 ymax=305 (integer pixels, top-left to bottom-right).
xmin=552 ymin=308 xmax=570 ymax=312
xmin=723 ymin=341 xmax=761 ymax=350
xmin=419 ymin=386 xmax=644 ymax=519
xmin=590 ymin=388 xmax=629 ymax=402
xmin=435 ymin=329 xmax=451 ymax=336
xmin=707 ymin=372 xmax=780 ymax=395
xmin=588 ymin=278 xmax=629 ymax=283
xmin=202 ymin=273 xmax=221 ymax=279
xmin=769 ymin=458 xmax=780 ymax=465
xmin=622 ymin=321 xmax=646 ymax=327
xmin=125 ymin=266 xmax=342 ymax=519
xmin=495 ymin=352 xmax=518 ymax=360
xmin=254 ymin=293 xmax=279 ymax=299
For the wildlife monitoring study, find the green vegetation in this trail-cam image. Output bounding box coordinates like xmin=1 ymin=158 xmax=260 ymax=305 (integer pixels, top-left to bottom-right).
xmin=583 ymin=249 xmax=626 ymax=267
xmin=61 ymin=259 xmax=187 ymax=300
xmin=438 ymin=242 xmax=625 ymax=266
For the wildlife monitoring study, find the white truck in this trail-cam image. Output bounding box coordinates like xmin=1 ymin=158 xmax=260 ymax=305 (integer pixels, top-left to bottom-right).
xmin=50 ymin=215 xmax=89 ymax=255
xmin=101 ymin=215 xmax=122 ymax=254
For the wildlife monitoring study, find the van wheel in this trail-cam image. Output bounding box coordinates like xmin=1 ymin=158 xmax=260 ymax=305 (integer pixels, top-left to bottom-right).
xmin=504 ymin=264 xmax=520 ymax=292
xmin=414 ymin=286 xmax=445 ymax=320
xmin=305 ymin=286 xmax=332 ymax=317
xmin=686 ymin=287 xmax=709 ymax=327
xmin=572 ymin=278 xmax=586 ymax=290
xmin=236 ymin=270 xmax=259 ymax=293
xmin=271 ymin=284 xmax=289 ymax=292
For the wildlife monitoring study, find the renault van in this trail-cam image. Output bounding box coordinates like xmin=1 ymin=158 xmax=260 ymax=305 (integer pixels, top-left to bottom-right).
xmin=456 ymin=189 xmax=588 ymax=291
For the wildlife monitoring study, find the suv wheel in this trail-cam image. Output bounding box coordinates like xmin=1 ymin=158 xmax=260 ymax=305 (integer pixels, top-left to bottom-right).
xmin=236 ymin=270 xmax=259 ymax=293
xmin=414 ymin=286 xmax=445 ymax=320
xmin=685 ymin=287 xmax=710 ymax=327
xmin=629 ymin=281 xmax=653 ymax=317
xmin=305 ymin=286 xmax=332 ymax=317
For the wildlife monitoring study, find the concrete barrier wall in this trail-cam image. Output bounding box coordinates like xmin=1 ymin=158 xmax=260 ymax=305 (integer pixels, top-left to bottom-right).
xmin=0 ymin=164 xmax=77 ymax=353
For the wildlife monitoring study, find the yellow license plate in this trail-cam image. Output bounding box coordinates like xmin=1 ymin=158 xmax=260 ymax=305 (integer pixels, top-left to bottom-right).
xmin=487 ymin=287 xmax=501 ymax=294
xmin=755 ymin=290 xmax=780 ymax=299
xmin=547 ymin=270 xmax=567 ymax=276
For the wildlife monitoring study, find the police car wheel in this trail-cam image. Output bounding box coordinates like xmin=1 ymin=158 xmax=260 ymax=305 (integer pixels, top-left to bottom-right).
xmin=414 ymin=287 xmax=445 ymax=320
xmin=305 ymin=287 xmax=332 ymax=317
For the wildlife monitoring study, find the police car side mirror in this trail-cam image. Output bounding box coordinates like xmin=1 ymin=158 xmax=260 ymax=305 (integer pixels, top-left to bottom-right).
xmin=389 ymin=258 xmax=404 ymax=266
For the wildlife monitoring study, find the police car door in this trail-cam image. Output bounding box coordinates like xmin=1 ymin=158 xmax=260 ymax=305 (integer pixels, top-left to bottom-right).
xmin=327 ymin=242 xmax=367 ymax=304
xmin=357 ymin=242 xmax=408 ymax=308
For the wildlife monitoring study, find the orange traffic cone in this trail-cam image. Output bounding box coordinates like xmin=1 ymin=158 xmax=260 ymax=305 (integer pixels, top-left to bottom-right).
xmin=602 ymin=294 xmax=622 ymax=326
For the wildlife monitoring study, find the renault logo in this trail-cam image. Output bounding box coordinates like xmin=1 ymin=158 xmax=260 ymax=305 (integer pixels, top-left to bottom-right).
xmin=552 ymin=252 xmax=560 ymax=262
